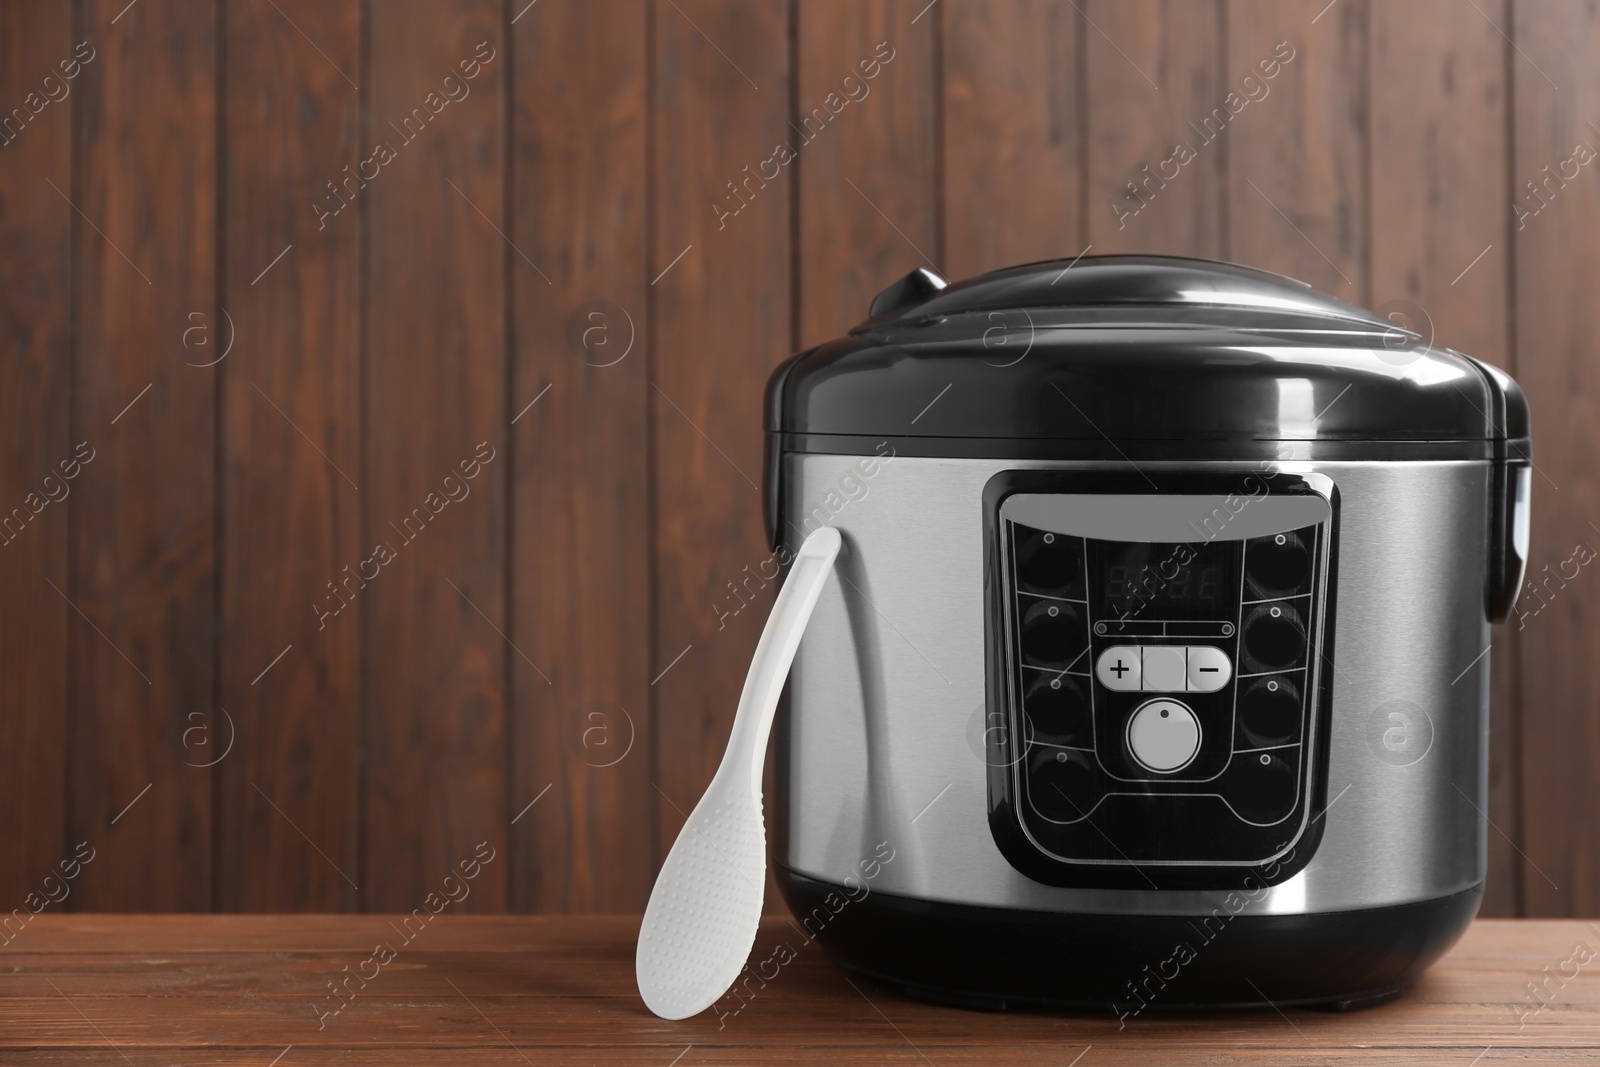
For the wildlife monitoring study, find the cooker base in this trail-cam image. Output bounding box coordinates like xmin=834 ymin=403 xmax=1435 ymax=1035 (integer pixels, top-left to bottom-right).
xmin=777 ymin=866 xmax=1481 ymax=1014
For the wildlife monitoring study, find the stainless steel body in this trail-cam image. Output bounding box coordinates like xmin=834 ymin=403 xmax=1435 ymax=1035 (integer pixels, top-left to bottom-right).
xmin=777 ymin=452 xmax=1491 ymax=917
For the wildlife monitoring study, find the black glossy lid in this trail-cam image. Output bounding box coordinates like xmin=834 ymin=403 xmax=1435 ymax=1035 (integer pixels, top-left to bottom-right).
xmin=767 ymin=255 xmax=1529 ymax=449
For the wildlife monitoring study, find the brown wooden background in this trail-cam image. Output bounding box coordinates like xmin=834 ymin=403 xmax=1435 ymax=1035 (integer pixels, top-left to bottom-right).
xmin=0 ymin=0 xmax=1594 ymax=918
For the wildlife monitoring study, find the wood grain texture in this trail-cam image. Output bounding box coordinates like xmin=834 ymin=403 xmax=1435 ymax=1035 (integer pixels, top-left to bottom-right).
xmin=650 ymin=0 xmax=790 ymax=874
xmin=1369 ymin=0 xmax=1517 ymax=917
xmin=1510 ymin=0 xmax=1600 ymax=918
xmin=69 ymin=0 xmax=217 ymax=911
xmin=0 ymin=915 xmax=1596 ymax=1063
xmin=362 ymin=0 xmax=507 ymax=912
xmin=796 ymin=0 xmax=937 ymax=348
xmin=942 ymin=0 xmax=1083 ymax=279
xmin=509 ymin=0 xmax=653 ymax=912
xmin=215 ymin=0 xmax=362 ymax=912
xmin=1085 ymin=0 xmax=1225 ymax=255
xmin=0 ymin=2 xmax=71 ymax=908
xmin=1227 ymin=0 xmax=1367 ymax=301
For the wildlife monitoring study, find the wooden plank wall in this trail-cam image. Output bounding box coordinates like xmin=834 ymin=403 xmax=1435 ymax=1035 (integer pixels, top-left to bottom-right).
xmin=0 ymin=0 xmax=1590 ymax=918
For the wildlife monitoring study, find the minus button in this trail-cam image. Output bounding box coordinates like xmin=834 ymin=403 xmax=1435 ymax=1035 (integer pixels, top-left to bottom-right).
xmin=1185 ymin=645 xmax=1233 ymax=692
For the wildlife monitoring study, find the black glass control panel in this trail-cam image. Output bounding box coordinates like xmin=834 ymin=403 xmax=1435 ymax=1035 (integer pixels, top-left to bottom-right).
xmin=982 ymin=471 xmax=1336 ymax=890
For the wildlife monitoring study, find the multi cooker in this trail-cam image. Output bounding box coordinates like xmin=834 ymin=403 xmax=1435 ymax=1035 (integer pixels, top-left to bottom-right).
xmin=765 ymin=255 xmax=1531 ymax=1011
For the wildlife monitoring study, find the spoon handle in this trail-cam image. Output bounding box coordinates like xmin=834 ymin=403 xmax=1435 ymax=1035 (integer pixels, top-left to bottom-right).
xmin=718 ymin=525 xmax=842 ymax=798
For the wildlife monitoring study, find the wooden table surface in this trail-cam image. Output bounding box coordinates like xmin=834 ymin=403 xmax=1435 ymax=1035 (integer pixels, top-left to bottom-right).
xmin=2 ymin=915 xmax=1598 ymax=1064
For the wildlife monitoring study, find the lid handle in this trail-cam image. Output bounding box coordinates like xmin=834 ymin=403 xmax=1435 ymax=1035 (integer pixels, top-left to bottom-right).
xmin=868 ymin=267 xmax=948 ymax=318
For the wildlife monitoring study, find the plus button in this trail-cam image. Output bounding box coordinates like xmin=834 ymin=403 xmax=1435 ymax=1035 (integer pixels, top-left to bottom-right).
xmin=1095 ymin=646 xmax=1143 ymax=691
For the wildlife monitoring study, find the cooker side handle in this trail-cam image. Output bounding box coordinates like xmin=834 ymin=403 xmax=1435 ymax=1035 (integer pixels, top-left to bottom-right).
xmin=1464 ymin=356 xmax=1531 ymax=624
xmin=763 ymin=431 xmax=784 ymax=552
xmin=1487 ymin=459 xmax=1531 ymax=624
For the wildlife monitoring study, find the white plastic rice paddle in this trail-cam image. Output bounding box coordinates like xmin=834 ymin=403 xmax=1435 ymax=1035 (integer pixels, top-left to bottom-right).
xmin=636 ymin=525 xmax=842 ymax=1020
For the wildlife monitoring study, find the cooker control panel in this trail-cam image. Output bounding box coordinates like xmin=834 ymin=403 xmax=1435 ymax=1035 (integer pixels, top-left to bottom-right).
xmin=982 ymin=472 xmax=1336 ymax=890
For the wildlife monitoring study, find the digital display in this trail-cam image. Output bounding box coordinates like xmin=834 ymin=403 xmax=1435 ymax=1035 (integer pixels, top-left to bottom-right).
xmin=1105 ymin=562 xmax=1224 ymax=603
xmin=1090 ymin=538 xmax=1240 ymax=622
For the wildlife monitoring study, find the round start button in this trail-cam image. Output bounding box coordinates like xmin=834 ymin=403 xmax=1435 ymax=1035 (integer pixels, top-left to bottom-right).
xmin=1125 ymin=698 xmax=1202 ymax=773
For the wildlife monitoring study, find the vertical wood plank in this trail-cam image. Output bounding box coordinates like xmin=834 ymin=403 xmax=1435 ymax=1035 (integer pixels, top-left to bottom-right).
xmin=1369 ymin=0 xmax=1517 ymax=917
xmin=363 ymin=0 xmax=507 ymax=912
xmin=509 ymin=0 xmax=653 ymax=912
xmin=70 ymin=0 xmax=216 ymax=911
xmin=216 ymin=0 xmax=362 ymax=910
xmin=942 ymin=0 xmax=1083 ymax=279
xmin=1084 ymin=0 xmax=1225 ymax=256
xmin=1227 ymin=0 xmax=1366 ymax=301
xmin=1510 ymin=0 xmax=1600 ymax=918
xmin=0 ymin=3 xmax=72 ymax=905
xmin=796 ymin=0 xmax=936 ymax=347
xmin=651 ymin=0 xmax=790 ymax=873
